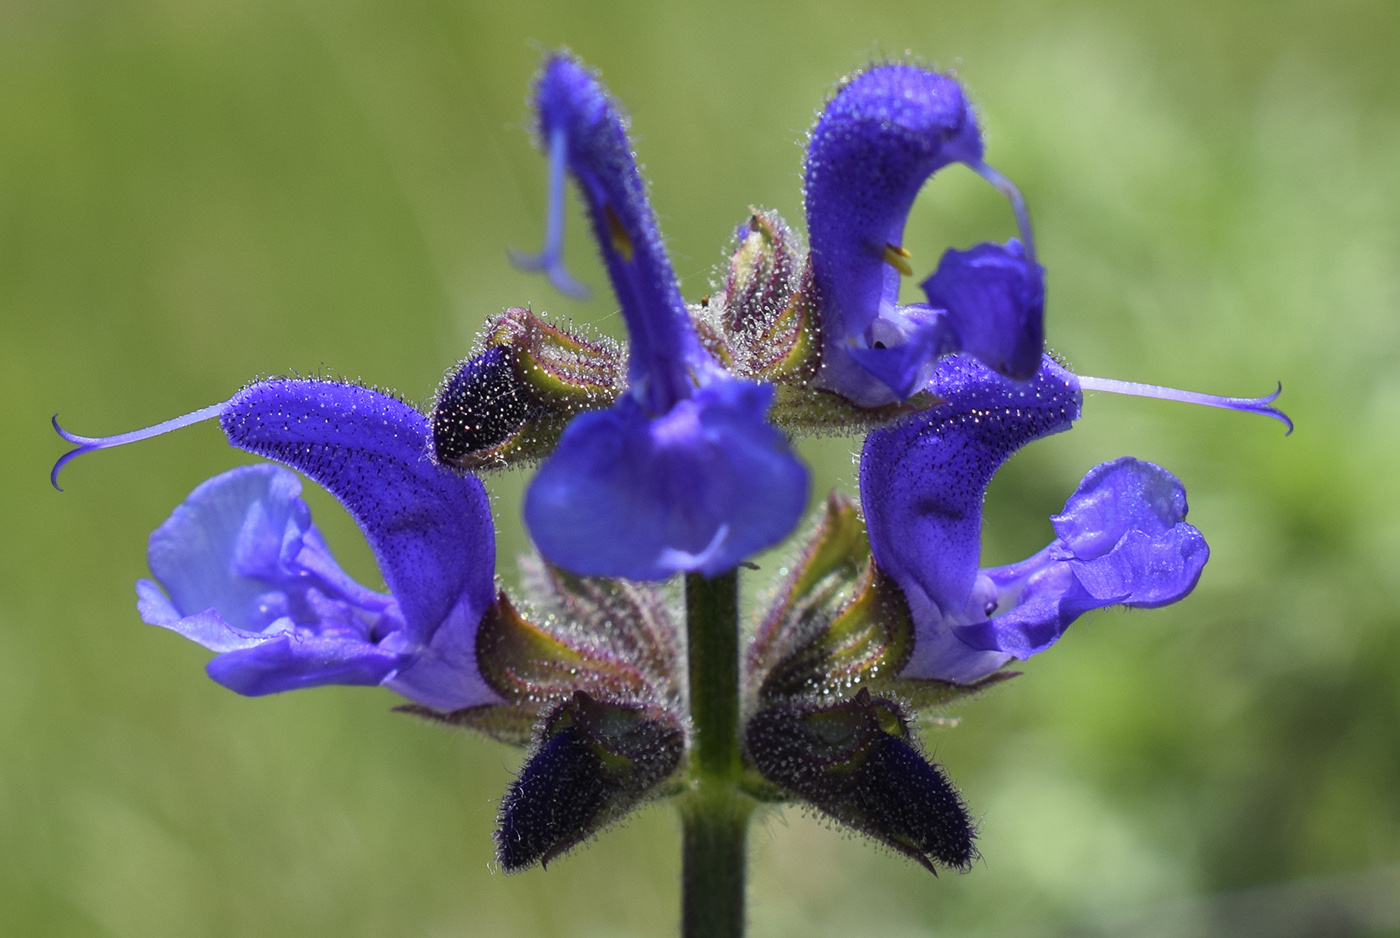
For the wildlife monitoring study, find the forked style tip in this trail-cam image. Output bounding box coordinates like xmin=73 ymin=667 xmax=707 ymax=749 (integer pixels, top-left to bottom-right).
xmin=1077 ymin=375 xmax=1293 ymax=435
xmin=49 ymin=402 xmax=228 ymax=491
xmin=510 ymin=125 xmax=592 ymax=301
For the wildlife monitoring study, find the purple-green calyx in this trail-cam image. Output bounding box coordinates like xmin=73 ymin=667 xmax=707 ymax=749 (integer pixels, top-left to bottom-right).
xmin=50 ymin=49 xmax=1290 ymax=931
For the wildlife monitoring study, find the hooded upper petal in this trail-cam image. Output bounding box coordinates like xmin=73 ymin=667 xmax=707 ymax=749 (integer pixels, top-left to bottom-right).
xmin=532 ymin=53 xmax=711 ymax=411
xmin=805 ymin=65 xmax=984 ymax=349
xmin=803 ymin=65 xmax=1048 ymax=405
xmin=520 ymin=55 xmax=809 ymax=579
xmin=860 ymin=355 xmax=1082 ymax=682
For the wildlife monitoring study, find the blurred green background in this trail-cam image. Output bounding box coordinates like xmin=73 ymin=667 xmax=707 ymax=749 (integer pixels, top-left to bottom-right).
xmin=3 ymin=0 xmax=1398 ymax=935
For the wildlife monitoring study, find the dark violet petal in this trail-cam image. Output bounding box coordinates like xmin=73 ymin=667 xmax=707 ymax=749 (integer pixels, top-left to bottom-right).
xmin=206 ymin=632 xmax=408 ymax=696
xmin=921 ymin=240 xmax=1045 ymax=381
xmin=805 ymin=65 xmax=983 ymax=349
xmin=524 ymin=379 xmax=808 ymax=580
xmin=385 ymin=600 xmax=491 ymax=712
xmin=954 ymin=458 xmax=1209 ymax=658
xmin=1072 ymin=524 xmax=1208 ymax=608
xmin=219 ymin=380 xmax=499 ymax=710
xmin=135 ymin=463 xmax=440 ymax=697
xmin=952 ymin=563 xmax=1094 ymax=659
xmin=861 ymin=355 xmax=1080 ymax=680
xmin=1050 ymin=456 xmax=1188 ymax=559
xmin=533 ymin=54 xmax=709 ymax=411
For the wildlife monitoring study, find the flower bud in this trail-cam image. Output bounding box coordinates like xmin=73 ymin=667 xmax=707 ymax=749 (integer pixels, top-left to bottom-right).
xmin=745 ymin=688 xmax=975 ymax=873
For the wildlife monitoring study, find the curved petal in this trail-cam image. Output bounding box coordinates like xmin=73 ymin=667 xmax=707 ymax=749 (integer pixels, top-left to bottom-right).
xmin=135 ymin=463 xmax=421 ymax=696
xmin=844 ymin=305 xmax=960 ymax=402
xmin=136 ymin=579 xmax=285 ymax=653
xmin=221 ymin=382 xmax=494 ymax=639
xmin=531 ymin=54 xmax=709 ymax=410
xmin=954 ymin=458 xmax=1209 ymax=658
xmin=860 ymin=355 xmax=1081 ymax=681
xmin=805 ymin=65 xmax=984 ymax=348
xmin=142 ymin=464 xmax=388 ymax=636
xmin=524 ymin=379 xmax=809 ymax=580
xmin=921 ymin=240 xmax=1045 ymax=381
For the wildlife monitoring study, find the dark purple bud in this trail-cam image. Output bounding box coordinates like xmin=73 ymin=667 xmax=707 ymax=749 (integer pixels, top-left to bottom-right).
xmin=496 ymin=691 xmax=683 ymax=872
xmin=432 ymin=346 xmax=544 ymax=464
xmin=745 ymin=688 xmax=975 ymax=872
xmin=497 ymin=722 xmax=615 ymax=872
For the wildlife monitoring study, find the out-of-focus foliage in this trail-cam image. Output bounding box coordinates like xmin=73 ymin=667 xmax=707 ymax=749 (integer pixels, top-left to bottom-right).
xmin=2 ymin=1 xmax=1397 ymax=936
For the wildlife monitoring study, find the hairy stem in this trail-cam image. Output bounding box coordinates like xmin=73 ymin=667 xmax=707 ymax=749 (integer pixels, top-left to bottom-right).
xmin=682 ymin=570 xmax=749 ymax=938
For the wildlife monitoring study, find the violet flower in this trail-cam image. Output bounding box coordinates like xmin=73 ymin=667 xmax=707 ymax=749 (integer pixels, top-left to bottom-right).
xmin=862 ymin=354 xmax=1208 ymax=683
xmin=514 ymin=54 xmax=809 ymax=581
xmin=55 ymin=380 xmax=499 ymax=711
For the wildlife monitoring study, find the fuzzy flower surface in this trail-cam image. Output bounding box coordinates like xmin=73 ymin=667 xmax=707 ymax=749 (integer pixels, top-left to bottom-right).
xmin=50 ymin=51 xmax=1288 ymax=880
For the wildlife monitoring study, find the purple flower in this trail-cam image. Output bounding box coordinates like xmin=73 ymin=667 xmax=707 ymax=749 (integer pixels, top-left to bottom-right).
xmin=59 ymin=380 xmax=500 ymax=710
xmin=804 ymin=64 xmax=1045 ymax=406
xmin=862 ymin=354 xmax=1208 ymax=683
xmin=516 ymin=54 xmax=808 ymax=580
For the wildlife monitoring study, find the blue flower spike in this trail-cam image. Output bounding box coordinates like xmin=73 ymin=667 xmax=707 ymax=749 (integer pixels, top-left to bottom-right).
xmin=518 ymin=54 xmax=808 ymax=580
xmin=804 ymin=64 xmax=1045 ymax=405
xmin=48 ymin=52 xmax=1297 ymax=895
xmin=54 ymin=380 xmax=500 ymax=711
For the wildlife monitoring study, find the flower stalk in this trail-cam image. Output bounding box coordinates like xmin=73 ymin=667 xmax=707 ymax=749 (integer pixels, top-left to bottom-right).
xmin=683 ymin=570 xmax=750 ymax=938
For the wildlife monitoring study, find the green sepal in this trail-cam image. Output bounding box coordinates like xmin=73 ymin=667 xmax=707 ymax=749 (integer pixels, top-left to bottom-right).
xmin=712 ymin=209 xmax=820 ymax=384
xmin=750 ymin=493 xmax=914 ymax=703
xmin=433 ymin=307 xmax=625 ymax=471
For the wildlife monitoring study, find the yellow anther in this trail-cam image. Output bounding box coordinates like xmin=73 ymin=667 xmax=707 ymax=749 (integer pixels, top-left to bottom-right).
xmin=883 ymin=243 xmax=913 ymax=277
xmin=604 ymin=204 xmax=635 ymax=262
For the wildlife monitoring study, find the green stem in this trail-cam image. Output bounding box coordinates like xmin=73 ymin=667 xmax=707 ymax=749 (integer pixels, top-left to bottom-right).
xmin=682 ymin=570 xmax=748 ymax=938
